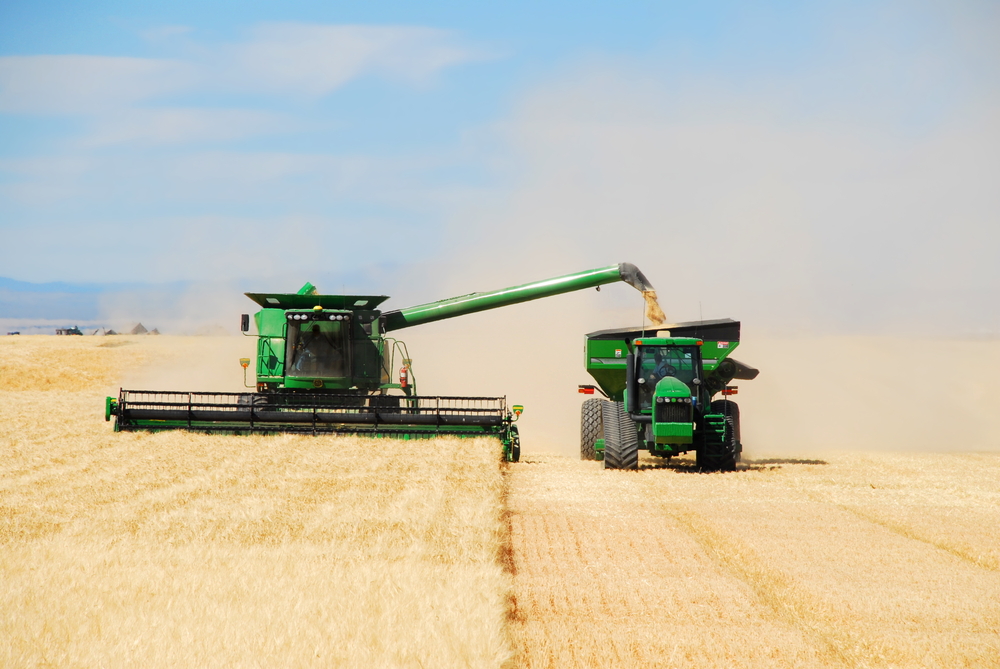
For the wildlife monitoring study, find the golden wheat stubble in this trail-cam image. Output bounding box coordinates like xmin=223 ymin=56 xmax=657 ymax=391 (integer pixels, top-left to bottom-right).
xmin=1 ymin=335 xmax=514 ymax=669
xmin=506 ymin=453 xmax=1000 ymax=669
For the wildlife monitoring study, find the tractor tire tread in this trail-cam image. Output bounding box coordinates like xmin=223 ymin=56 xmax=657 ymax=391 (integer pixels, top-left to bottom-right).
xmin=603 ymin=401 xmax=639 ymax=470
xmin=580 ymin=398 xmax=605 ymax=460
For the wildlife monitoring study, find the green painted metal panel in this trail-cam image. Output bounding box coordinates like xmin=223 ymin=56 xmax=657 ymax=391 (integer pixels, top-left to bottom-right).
xmin=652 ymin=422 xmax=693 ymax=441
xmin=245 ymin=293 xmax=390 ymax=310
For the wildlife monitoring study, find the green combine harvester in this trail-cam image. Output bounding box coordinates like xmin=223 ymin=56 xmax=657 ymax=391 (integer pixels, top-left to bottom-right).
xmin=106 ymin=263 xmax=656 ymax=462
xmin=579 ymin=320 xmax=759 ymax=471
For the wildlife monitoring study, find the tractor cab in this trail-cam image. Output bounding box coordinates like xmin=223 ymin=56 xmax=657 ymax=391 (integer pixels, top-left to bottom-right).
xmin=632 ymin=338 xmax=703 ymax=411
xmin=629 ymin=337 xmax=705 ymax=446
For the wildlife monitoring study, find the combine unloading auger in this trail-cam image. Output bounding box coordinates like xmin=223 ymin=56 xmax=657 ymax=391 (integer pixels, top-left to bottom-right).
xmin=106 ymin=263 xmax=655 ymax=461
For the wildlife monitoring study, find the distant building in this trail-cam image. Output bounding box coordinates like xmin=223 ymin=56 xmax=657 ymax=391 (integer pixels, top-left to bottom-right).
xmin=55 ymin=326 xmax=83 ymax=335
xmin=129 ymin=323 xmax=148 ymax=335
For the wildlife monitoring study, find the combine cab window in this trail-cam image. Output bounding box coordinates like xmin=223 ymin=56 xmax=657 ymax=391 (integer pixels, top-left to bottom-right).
xmin=286 ymin=321 xmax=350 ymax=378
xmin=635 ymin=345 xmax=700 ymax=410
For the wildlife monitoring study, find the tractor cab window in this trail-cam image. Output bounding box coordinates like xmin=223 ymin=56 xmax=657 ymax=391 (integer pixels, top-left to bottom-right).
xmin=635 ymin=345 xmax=700 ymax=410
xmin=286 ymin=320 xmax=350 ymax=378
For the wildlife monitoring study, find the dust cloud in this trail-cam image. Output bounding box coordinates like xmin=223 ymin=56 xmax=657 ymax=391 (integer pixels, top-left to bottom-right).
xmin=733 ymin=334 xmax=1000 ymax=456
xmin=399 ymin=11 xmax=999 ymax=457
xmin=118 ymin=336 xmax=255 ymax=394
xmin=97 ymin=281 xmax=251 ymax=336
xmin=390 ymin=266 xmax=1000 ymax=458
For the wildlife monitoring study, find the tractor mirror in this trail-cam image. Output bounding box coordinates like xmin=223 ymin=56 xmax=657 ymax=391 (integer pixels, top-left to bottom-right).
xmin=240 ymin=314 xmax=250 ymax=332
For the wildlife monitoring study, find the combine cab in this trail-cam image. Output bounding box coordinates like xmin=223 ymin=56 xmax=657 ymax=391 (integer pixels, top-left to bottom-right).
xmin=107 ymin=263 xmax=656 ymax=462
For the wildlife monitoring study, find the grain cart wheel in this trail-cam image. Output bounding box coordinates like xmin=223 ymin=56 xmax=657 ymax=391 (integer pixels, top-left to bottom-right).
xmin=710 ymin=399 xmax=741 ymax=461
xmin=602 ymin=401 xmax=639 ymax=470
xmin=580 ymin=398 xmax=605 ymax=460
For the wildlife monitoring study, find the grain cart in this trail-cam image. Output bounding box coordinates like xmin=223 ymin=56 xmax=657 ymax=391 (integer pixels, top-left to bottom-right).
xmin=578 ymin=319 xmax=759 ymax=471
xmin=106 ymin=263 xmax=656 ymax=462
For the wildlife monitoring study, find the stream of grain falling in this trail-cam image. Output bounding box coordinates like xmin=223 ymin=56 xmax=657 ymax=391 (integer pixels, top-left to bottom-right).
xmin=642 ymin=290 xmax=666 ymax=326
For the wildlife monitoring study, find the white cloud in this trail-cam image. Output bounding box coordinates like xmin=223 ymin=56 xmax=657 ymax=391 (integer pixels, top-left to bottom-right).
xmin=80 ymin=108 xmax=289 ymax=147
xmin=0 ymin=55 xmax=194 ymax=114
xmin=0 ymin=24 xmax=480 ymax=119
xmin=140 ymin=24 xmax=195 ymax=44
xmin=215 ymin=23 xmax=479 ymax=97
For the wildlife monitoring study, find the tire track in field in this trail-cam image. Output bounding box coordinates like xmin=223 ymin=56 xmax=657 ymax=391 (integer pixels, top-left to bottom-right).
xmin=832 ymin=504 xmax=1000 ymax=572
xmin=661 ymin=502 xmax=860 ymax=668
xmin=507 ymin=456 xmax=827 ymax=668
xmin=780 ymin=472 xmax=1000 ymax=573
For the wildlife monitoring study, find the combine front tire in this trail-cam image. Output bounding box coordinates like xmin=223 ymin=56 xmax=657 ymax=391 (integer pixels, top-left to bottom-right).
xmin=580 ymin=398 xmax=605 ymax=460
xmin=602 ymin=401 xmax=639 ymax=470
xmin=504 ymin=425 xmax=521 ymax=463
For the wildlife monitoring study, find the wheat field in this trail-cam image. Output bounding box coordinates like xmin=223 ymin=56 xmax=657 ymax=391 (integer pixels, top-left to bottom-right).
xmin=3 ymin=335 xmax=1000 ymax=668
xmin=506 ymin=453 xmax=1000 ymax=668
xmin=1 ymin=336 xmax=512 ymax=668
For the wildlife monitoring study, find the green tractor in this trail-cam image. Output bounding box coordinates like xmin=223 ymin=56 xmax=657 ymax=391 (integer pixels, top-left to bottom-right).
xmin=579 ymin=320 xmax=759 ymax=471
xmin=106 ymin=263 xmax=657 ymax=462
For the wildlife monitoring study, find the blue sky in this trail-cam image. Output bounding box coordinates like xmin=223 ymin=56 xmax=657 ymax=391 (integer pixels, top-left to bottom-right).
xmin=1 ymin=1 xmax=998 ymax=333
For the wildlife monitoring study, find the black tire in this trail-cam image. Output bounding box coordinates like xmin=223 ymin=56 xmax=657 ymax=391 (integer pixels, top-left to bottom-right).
xmin=580 ymin=398 xmax=605 ymax=460
xmin=711 ymin=399 xmax=741 ymax=460
xmin=602 ymin=401 xmax=639 ymax=470
xmin=696 ymin=415 xmax=738 ymax=472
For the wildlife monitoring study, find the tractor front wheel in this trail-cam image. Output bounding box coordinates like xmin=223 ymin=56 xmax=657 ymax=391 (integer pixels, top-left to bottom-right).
xmin=710 ymin=399 xmax=741 ymax=461
xmin=696 ymin=415 xmax=738 ymax=472
xmin=602 ymin=401 xmax=639 ymax=470
xmin=580 ymin=398 xmax=605 ymax=460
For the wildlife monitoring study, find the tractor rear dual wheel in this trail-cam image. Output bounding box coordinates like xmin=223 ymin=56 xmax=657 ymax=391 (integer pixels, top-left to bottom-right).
xmin=603 ymin=401 xmax=639 ymax=470
xmin=580 ymin=398 xmax=605 ymax=460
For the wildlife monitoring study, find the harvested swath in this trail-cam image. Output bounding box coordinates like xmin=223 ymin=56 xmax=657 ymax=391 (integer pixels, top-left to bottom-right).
xmin=507 ymin=453 xmax=1000 ymax=668
xmin=0 ymin=336 xmax=512 ymax=668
